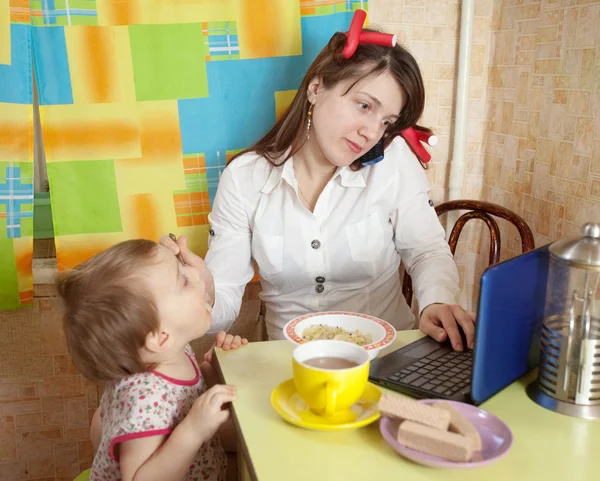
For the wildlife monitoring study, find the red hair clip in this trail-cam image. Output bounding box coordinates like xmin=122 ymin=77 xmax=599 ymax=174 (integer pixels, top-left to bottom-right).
xmin=400 ymin=127 xmax=437 ymax=163
xmin=342 ymin=10 xmax=435 ymax=164
xmin=342 ymin=9 xmax=397 ymax=59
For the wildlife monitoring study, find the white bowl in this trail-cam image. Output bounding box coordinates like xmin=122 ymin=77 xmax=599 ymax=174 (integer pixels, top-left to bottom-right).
xmin=283 ymin=311 xmax=396 ymax=360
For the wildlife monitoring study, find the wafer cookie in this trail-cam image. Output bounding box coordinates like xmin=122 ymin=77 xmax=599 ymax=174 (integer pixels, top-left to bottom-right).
xmin=436 ymin=401 xmax=482 ymax=451
xmin=397 ymin=420 xmax=474 ymax=462
xmin=378 ymin=393 xmax=451 ymax=431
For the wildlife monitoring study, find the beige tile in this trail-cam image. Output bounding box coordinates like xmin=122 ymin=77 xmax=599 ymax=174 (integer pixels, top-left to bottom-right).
xmin=500 ymin=6 xmax=516 ymax=30
xmin=589 ymin=176 xmax=600 ymax=200
xmin=38 ymin=376 xmax=83 ymax=398
xmin=564 ymin=48 xmax=583 ymax=75
xmin=475 ymin=0 xmax=493 ymax=16
xmin=566 ymin=91 xmax=591 ymax=115
xmin=538 ymin=26 xmax=559 ymax=43
xmin=17 ymin=384 xmax=37 ymax=400
xmin=39 ymin=314 xmax=67 ymax=356
xmin=17 ymin=427 xmax=62 ymax=443
xmin=411 ymin=41 xmax=457 ymax=63
xmin=78 ymin=440 xmax=94 ymax=467
xmin=575 ymin=5 xmax=600 ymax=47
xmin=15 ymin=413 xmax=41 ymax=429
xmin=2 ymin=401 xmax=41 ymax=416
xmin=0 ymin=417 xmax=16 ymax=463
xmin=517 ymin=50 xmax=535 ymax=66
xmin=520 ymin=35 xmax=537 ymax=51
xmin=580 ymin=48 xmax=595 ymax=89
xmin=516 ymin=71 xmax=530 ymax=105
xmin=42 ymin=409 xmax=65 ymax=427
xmin=434 ymin=64 xmax=455 ymax=80
xmin=403 ymin=6 xmax=425 ymax=23
xmin=564 ymin=6 xmax=579 ymax=48
xmin=27 ymin=458 xmax=55 ymax=479
xmin=53 ymin=356 xmax=79 ymax=376
xmin=41 ymin=396 xmax=63 ymax=412
xmin=65 ymin=398 xmax=88 ymax=430
xmin=0 ymin=383 xmax=18 ymax=402
xmin=569 ymin=156 xmax=591 ymax=183
xmin=542 ymin=9 xmax=562 ymax=26
xmin=377 ymin=0 xmax=404 ymax=22
xmin=430 ymin=26 xmax=448 ymax=42
xmin=66 ymin=428 xmax=90 ymax=442
xmin=513 ymin=109 xmax=528 ymax=122
xmin=574 ymin=117 xmax=594 ymax=156
xmin=438 ymin=80 xmax=455 ymax=107
xmin=15 ymin=438 xmax=54 ymax=461
xmin=471 ymin=44 xmax=486 ymax=77
xmin=553 ymin=90 xmax=568 ymax=104
xmin=0 ymin=461 xmax=27 ymax=480
xmin=472 ymin=16 xmax=491 ymax=45
xmin=534 ymin=59 xmax=563 ymax=74
xmin=55 ymin=463 xmax=81 ymax=481
xmin=412 ymin=25 xmax=432 ymax=41
xmin=438 ymin=107 xmax=452 ymax=126
xmin=592 ymin=141 xmax=600 ymax=173
xmin=512 ymin=121 xmax=529 ymax=138
xmin=426 ymin=0 xmax=448 ymax=25
xmin=516 ymin=3 xmax=542 ymax=20
xmin=54 ymin=441 xmax=78 ymax=466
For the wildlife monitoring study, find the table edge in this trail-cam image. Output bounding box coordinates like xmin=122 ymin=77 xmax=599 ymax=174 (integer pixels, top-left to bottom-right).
xmin=213 ymin=350 xmax=259 ymax=481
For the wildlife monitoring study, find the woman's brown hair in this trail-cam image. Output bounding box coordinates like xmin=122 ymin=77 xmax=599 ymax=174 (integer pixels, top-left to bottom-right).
xmin=56 ymin=239 xmax=161 ymax=382
xmin=229 ymin=29 xmax=427 ymax=170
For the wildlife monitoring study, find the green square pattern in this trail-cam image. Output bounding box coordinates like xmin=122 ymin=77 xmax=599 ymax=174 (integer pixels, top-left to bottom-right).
xmin=0 ymin=219 xmax=20 ymax=310
xmin=47 ymin=160 xmax=123 ymax=236
xmin=129 ymin=23 xmax=209 ymax=101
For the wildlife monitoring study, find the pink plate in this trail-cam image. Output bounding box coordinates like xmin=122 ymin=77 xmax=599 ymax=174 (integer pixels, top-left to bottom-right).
xmin=379 ymin=400 xmax=513 ymax=468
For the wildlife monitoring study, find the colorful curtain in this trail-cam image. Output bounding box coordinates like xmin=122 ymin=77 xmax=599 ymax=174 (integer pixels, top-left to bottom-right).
xmin=0 ymin=1 xmax=34 ymax=310
xmin=0 ymin=0 xmax=368 ymax=310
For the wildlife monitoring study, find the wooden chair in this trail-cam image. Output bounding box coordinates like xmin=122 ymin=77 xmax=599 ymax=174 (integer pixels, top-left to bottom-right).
xmin=401 ymin=199 xmax=535 ymax=307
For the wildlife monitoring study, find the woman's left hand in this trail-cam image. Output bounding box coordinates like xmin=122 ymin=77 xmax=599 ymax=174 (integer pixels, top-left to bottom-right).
xmin=419 ymin=304 xmax=476 ymax=351
xmin=204 ymin=331 xmax=249 ymax=363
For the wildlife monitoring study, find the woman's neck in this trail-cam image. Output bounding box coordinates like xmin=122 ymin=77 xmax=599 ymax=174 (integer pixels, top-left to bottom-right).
xmin=293 ymin=137 xmax=337 ymax=182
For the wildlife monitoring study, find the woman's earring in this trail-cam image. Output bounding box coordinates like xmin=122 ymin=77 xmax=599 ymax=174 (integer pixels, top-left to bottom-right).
xmin=306 ymin=103 xmax=313 ymax=140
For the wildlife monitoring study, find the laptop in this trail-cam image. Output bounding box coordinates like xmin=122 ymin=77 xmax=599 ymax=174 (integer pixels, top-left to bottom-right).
xmin=369 ymin=244 xmax=550 ymax=405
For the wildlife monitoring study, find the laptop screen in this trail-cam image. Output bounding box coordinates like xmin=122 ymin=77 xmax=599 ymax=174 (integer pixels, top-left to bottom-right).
xmin=471 ymin=244 xmax=550 ymax=404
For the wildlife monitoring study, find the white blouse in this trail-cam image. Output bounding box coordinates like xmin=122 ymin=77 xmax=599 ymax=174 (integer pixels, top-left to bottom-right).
xmin=205 ymin=137 xmax=460 ymax=340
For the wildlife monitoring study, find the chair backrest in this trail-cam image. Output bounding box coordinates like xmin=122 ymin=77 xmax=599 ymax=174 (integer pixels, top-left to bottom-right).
xmin=402 ymin=199 xmax=535 ymax=307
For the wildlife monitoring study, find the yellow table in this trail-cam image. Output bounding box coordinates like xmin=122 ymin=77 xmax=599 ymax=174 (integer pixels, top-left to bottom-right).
xmin=214 ymin=331 xmax=600 ymax=481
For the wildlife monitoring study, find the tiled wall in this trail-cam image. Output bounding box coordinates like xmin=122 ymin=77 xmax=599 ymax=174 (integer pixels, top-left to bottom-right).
xmin=373 ymin=0 xmax=600 ymax=308
xmin=0 ymin=296 xmax=97 ymax=481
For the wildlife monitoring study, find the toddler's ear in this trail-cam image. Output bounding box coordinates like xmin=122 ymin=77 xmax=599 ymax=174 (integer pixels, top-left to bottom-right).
xmin=145 ymin=329 xmax=171 ymax=354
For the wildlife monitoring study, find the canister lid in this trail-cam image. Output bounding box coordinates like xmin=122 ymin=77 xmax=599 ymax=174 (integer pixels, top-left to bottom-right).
xmin=549 ymin=222 xmax=600 ymax=268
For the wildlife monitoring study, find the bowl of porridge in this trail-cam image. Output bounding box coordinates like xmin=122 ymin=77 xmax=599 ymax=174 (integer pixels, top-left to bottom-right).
xmin=283 ymin=311 xmax=396 ymax=360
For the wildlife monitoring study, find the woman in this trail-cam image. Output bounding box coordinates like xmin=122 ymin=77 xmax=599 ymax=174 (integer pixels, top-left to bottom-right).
xmin=162 ymin=26 xmax=476 ymax=352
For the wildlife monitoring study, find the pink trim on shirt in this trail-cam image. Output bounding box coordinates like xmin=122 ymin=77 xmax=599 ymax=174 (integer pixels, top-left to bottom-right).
xmin=150 ymin=353 xmax=200 ymax=386
xmin=109 ymin=429 xmax=173 ymax=462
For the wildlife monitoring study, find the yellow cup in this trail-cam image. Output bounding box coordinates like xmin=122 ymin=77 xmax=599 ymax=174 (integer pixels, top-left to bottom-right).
xmin=292 ymin=340 xmax=370 ymax=417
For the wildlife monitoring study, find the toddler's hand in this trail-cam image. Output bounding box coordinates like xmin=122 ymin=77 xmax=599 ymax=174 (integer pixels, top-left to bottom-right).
xmin=204 ymin=331 xmax=248 ymax=362
xmin=185 ymin=385 xmax=236 ymax=443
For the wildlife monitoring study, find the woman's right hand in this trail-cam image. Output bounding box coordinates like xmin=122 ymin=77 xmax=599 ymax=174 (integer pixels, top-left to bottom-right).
xmin=159 ymin=234 xmax=215 ymax=307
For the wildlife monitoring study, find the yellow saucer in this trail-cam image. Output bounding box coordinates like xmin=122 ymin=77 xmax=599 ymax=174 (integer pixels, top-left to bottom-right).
xmin=270 ymin=379 xmax=381 ymax=431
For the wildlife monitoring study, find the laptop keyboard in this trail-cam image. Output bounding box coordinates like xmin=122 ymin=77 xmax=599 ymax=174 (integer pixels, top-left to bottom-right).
xmin=387 ymin=348 xmax=473 ymax=397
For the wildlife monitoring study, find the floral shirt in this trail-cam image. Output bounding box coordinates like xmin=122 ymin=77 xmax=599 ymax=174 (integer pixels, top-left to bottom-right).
xmin=90 ymin=345 xmax=227 ymax=481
